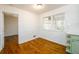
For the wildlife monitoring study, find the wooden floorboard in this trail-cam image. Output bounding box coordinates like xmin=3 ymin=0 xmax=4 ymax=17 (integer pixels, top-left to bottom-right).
xmin=0 ymin=36 xmax=66 ymax=54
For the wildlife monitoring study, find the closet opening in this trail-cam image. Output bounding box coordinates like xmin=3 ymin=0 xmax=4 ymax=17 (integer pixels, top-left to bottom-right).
xmin=4 ymin=12 xmax=19 ymax=50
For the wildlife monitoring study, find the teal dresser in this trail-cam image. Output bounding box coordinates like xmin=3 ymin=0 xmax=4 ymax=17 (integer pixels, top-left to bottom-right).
xmin=66 ymin=34 xmax=79 ymax=54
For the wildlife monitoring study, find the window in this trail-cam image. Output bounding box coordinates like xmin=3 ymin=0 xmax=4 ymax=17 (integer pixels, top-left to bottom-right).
xmin=53 ymin=13 xmax=64 ymax=31
xmin=43 ymin=13 xmax=64 ymax=31
xmin=43 ymin=16 xmax=52 ymax=30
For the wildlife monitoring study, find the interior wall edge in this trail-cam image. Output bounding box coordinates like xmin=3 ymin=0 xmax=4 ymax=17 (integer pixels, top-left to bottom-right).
xmin=19 ymin=36 xmax=39 ymax=44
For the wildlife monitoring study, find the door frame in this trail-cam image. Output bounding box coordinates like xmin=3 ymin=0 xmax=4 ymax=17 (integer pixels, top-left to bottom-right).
xmin=3 ymin=11 xmax=19 ymax=48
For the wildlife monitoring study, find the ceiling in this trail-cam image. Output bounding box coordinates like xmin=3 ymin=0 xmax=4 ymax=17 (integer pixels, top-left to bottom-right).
xmin=9 ymin=4 xmax=66 ymax=14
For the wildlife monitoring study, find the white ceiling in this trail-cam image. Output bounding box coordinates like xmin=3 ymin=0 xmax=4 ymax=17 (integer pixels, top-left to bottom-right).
xmin=9 ymin=4 xmax=66 ymax=14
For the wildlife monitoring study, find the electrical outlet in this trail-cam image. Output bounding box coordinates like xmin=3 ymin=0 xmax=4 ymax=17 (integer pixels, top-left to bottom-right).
xmin=33 ymin=35 xmax=37 ymax=37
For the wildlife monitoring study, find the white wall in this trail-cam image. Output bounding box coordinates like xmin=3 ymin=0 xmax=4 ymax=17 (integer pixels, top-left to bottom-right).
xmin=39 ymin=6 xmax=67 ymax=46
xmin=39 ymin=5 xmax=79 ymax=46
xmin=19 ymin=12 xmax=39 ymax=43
xmin=4 ymin=14 xmax=18 ymax=36
xmin=65 ymin=5 xmax=79 ymax=35
xmin=0 ymin=10 xmax=4 ymax=50
xmin=0 ymin=5 xmax=39 ymax=49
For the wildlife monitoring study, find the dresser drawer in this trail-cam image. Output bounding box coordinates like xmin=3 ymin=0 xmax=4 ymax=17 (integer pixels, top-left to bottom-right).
xmin=66 ymin=34 xmax=79 ymax=53
xmin=67 ymin=35 xmax=79 ymax=41
xmin=71 ymin=40 xmax=79 ymax=54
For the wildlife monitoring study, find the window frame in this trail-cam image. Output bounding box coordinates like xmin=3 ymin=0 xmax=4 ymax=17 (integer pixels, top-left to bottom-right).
xmin=53 ymin=13 xmax=65 ymax=31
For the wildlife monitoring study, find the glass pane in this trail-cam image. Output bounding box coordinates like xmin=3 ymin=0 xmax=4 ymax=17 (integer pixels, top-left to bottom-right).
xmin=43 ymin=16 xmax=52 ymax=30
xmin=54 ymin=13 xmax=64 ymax=31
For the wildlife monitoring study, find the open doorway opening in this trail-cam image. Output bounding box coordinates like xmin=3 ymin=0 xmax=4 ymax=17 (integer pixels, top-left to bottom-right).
xmin=4 ymin=12 xmax=19 ymax=50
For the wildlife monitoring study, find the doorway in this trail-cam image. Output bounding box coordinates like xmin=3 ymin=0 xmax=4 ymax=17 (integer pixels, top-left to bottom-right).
xmin=4 ymin=12 xmax=19 ymax=51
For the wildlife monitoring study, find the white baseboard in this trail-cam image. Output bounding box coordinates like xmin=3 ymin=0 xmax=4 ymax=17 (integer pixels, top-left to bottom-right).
xmin=19 ymin=36 xmax=39 ymax=44
xmin=39 ymin=36 xmax=66 ymax=46
xmin=19 ymin=35 xmax=66 ymax=46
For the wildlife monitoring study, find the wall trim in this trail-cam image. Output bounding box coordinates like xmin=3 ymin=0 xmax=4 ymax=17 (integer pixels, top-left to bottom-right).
xmin=20 ymin=36 xmax=66 ymax=47
xmin=19 ymin=36 xmax=39 ymax=44
xmin=39 ymin=36 xmax=66 ymax=46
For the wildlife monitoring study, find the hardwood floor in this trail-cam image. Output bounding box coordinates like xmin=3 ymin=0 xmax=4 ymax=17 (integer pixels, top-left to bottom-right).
xmin=0 ymin=36 xmax=66 ymax=54
xmin=0 ymin=35 xmax=21 ymax=54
